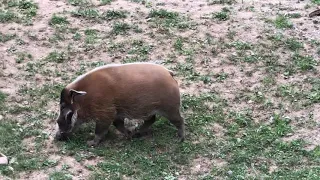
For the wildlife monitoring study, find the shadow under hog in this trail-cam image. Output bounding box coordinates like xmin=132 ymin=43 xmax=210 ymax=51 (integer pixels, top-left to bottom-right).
xmin=54 ymin=62 xmax=185 ymax=147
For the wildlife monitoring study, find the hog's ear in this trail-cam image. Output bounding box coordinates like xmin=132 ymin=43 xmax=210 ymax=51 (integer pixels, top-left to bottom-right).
xmin=69 ymin=89 xmax=87 ymax=104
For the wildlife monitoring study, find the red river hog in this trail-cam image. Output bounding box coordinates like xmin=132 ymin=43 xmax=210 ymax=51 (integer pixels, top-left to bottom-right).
xmin=54 ymin=62 xmax=185 ymax=147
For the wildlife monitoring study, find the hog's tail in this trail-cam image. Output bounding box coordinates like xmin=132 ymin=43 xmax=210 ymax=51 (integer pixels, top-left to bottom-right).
xmin=168 ymin=70 xmax=178 ymax=83
xmin=168 ymin=70 xmax=175 ymax=77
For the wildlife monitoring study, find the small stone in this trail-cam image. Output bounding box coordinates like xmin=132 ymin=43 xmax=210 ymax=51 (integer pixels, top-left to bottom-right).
xmin=269 ymin=116 xmax=274 ymax=124
xmin=286 ymin=133 xmax=293 ymax=136
xmin=39 ymin=28 xmax=46 ymax=32
xmin=0 ymin=115 xmax=3 ymax=120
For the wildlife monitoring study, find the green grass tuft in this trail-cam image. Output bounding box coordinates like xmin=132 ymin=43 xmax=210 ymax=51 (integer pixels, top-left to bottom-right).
xmin=285 ymin=38 xmax=303 ymax=51
xmin=213 ymin=7 xmax=230 ymax=21
xmin=312 ymin=0 xmax=320 ymax=5
xmin=6 ymin=0 xmax=38 ymax=24
xmin=72 ymin=7 xmax=100 ymax=19
xmin=293 ymin=54 xmax=317 ymax=71
xmin=208 ymin=0 xmax=236 ymax=5
xmin=0 ymin=10 xmax=16 ymax=23
xmin=0 ymin=91 xmax=7 ymax=111
xmin=274 ymin=15 xmax=293 ymax=29
xmin=84 ymin=29 xmax=98 ymax=44
xmin=0 ymin=32 xmax=16 ymax=42
xmin=229 ymin=41 xmax=252 ymax=50
xmin=111 ymin=22 xmax=131 ymax=35
xmin=101 ymin=10 xmax=127 ymax=20
xmin=99 ymin=0 xmax=113 ymax=5
xmin=49 ymin=14 xmax=69 ymax=26
xmin=45 ymin=51 xmax=68 ymax=63
xmin=15 ymin=52 xmax=33 ymax=63
xmin=149 ymin=9 xmax=179 ymax=19
xmin=68 ymin=0 xmax=90 ymax=6
xmin=174 ymin=37 xmax=184 ymax=51
xmin=285 ymin=13 xmax=302 ymax=18
xmin=49 ymin=171 xmax=73 ymax=180
xmin=148 ymin=9 xmax=192 ymax=29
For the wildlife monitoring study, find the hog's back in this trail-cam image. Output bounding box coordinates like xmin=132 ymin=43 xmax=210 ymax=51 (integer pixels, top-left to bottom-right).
xmin=69 ymin=63 xmax=180 ymax=120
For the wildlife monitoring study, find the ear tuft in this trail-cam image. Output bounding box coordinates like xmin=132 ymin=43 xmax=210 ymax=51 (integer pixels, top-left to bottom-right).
xmin=69 ymin=89 xmax=87 ymax=96
xmin=69 ymin=89 xmax=87 ymax=104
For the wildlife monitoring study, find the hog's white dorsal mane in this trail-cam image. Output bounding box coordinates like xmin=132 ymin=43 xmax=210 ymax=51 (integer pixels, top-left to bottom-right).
xmin=70 ymin=62 xmax=167 ymax=85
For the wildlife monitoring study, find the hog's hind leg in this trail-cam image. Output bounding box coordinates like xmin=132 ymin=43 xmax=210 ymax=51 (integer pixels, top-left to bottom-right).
xmin=163 ymin=109 xmax=185 ymax=142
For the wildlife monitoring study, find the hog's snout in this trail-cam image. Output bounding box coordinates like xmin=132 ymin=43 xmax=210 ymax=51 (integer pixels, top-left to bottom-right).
xmin=54 ymin=131 xmax=70 ymax=141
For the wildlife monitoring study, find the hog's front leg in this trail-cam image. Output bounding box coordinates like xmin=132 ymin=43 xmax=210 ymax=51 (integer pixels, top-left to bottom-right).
xmin=87 ymin=121 xmax=112 ymax=147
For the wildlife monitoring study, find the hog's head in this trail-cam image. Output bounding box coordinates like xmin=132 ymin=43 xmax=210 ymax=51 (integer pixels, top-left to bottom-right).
xmin=54 ymin=88 xmax=86 ymax=141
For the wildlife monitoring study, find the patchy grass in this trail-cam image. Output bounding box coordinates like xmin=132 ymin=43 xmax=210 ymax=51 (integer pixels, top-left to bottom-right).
xmin=0 ymin=10 xmax=16 ymax=23
xmin=49 ymin=14 xmax=69 ymax=26
xmin=68 ymin=0 xmax=90 ymax=6
xmin=0 ymin=32 xmax=16 ymax=42
xmin=285 ymin=38 xmax=303 ymax=51
xmin=307 ymin=78 xmax=320 ymax=104
xmin=312 ymin=0 xmax=320 ymax=5
xmin=72 ymin=8 xmax=128 ymax=22
xmin=45 ymin=51 xmax=69 ymax=63
xmin=1 ymin=0 xmax=320 ymax=179
xmin=208 ymin=0 xmax=236 ymax=5
xmin=0 ymin=91 xmax=7 ymax=110
xmin=49 ymin=171 xmax=73 ymax=180
xmin=293 ymin=54 xmax=317 ymax=71
xmin=111 ymin=22 xmax=131 ymax=35
xmin=101 ymin=10 xmax=128 ymax=20
xmin=213 ymin=7 xmax=231 ymax=21
xmin=274 ymin=15 xmax=293 ymax=29
xmin=128 ymin=40 xmax=152 ymax=55
xmin=99 ymin=0 xmax=113 ymax=5
xmin=15 ymin=51 xmax=33 ymax=63
xmin=174 ymin=37 xmax=184 ymax=51
xmin=148 ymin=9 xmax=193 ymax=30
xmin=228 ymin=41 xmax=252 ymax=50
xmin=0 ymin=0 xmax=38 ymax=24
xmin=149 ymin=9 xmax=179 ymax=19
xmin=71 ymin=7 xmax=100 ymax=19
xmin=84 ymin=29 xmax=98 ymax=44
xmin=285 ymin=13 xmax=302 ymax=18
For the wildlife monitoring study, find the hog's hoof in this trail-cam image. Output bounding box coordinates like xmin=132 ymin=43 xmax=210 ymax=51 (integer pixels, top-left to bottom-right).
xmin=54 ymin=131 xmax=69 ymax=141
xmin=124 ymin=131 xmax=133 ymax=140
xmin=87 ymin=140 xmax=99 ymax=147
xmin=132 ymin=130 xmax=152 ymax=138
xmin=179 ymin=136 xmax=185 ymax=142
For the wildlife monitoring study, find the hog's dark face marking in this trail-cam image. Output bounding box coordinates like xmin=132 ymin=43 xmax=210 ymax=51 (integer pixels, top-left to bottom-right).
xmin=55 ymin=88 xmax=86 ymax=141
xmin=57 ymin=103 xmax=74 ymax=132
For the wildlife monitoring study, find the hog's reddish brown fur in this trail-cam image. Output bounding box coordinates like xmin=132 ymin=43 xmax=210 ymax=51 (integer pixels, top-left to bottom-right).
xmin=57 ymin=63 xmax=185 ymax=146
